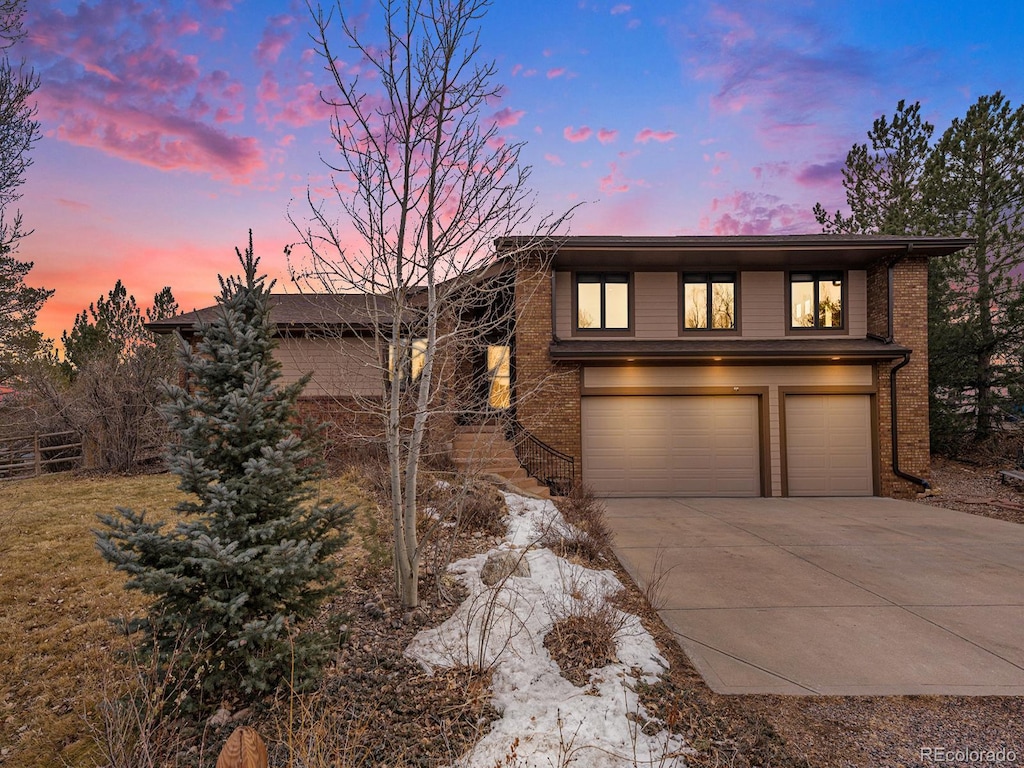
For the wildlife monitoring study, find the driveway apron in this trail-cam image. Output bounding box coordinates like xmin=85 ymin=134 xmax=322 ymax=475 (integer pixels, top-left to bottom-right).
xmin=604 ymin=496 xmax=1024 ymax=695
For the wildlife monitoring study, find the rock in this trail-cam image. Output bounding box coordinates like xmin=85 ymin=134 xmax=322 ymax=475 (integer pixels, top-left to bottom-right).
xmin=480 ymin=550 xmax=530 ymax=586
xmin=208 ymin=708 xmax=233 ymax=728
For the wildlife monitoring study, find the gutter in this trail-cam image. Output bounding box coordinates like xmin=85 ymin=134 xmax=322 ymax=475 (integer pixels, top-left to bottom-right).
xmin=887 ymin=248 xmax=930 ymax=491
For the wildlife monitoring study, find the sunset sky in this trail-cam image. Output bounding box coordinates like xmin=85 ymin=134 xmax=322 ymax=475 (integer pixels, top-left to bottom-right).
xmin=15 ymin=0 xmax=1024 ymax=344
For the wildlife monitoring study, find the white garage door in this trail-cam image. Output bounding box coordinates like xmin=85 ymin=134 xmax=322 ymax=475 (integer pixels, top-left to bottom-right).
xmin=785 ymin=394 xmax=874 ymax=496
xmin=581 ymin=396 xmax=761 ymax=497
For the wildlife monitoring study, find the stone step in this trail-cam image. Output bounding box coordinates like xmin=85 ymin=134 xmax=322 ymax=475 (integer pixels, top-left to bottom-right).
xmin=451 ymin=449 xmax=520 ymax=463
xmin=451 ymin=425 xmax=551 ymax=499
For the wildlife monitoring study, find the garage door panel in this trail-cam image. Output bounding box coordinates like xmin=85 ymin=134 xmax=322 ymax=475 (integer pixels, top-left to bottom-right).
xmin=786 ymin=395 xmax=873 ymax=496
xmin=582 ymin=396 xmax=761 ymax=497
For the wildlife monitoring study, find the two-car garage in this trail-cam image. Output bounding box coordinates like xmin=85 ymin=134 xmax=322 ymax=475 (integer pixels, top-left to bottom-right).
xmin=580 ymin=386 xmax=876 ymax=497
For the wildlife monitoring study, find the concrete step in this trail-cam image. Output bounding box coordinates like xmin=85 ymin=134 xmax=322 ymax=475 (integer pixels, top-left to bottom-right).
xmin=451 ymin=449 xmax=520 ymax=464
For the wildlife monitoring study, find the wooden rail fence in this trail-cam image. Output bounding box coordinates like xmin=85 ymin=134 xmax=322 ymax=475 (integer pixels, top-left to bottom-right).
xmin=0 ymin=430 xmax=83 ymax=480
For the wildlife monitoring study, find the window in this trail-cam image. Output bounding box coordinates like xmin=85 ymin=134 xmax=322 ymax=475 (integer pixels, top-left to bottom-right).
xmin=486 ymin=345 xmax=511 ymax=410
xmin=683 ymin=273 xmax=736 ymax=330
xmin=388 ymin=338 xmax=427 ymax=383
xmin=576 ymin=273 xmax=630 ymax=331
xmin=791 ymin=272 xmax=843 ymax=329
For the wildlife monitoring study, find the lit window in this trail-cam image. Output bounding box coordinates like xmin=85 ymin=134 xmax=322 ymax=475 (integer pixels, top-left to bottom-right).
xmin=791 ymin=272 xmax=843 ymax=329
xmin=388 ymin=338 xmax=427 ymax=382
xmin=684 ymin=273 xmax=736 ymax=330
xmin=486 ymin=345 xmax=511 ymax=410
xmin=576 ymin=273 xmax=630 ymax=330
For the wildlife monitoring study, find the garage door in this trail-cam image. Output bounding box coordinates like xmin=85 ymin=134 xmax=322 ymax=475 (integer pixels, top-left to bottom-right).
xmin=581 ymin=396 xmax=761 ymax=497
xmin=785 ymin=394 xmax=873 ymax=496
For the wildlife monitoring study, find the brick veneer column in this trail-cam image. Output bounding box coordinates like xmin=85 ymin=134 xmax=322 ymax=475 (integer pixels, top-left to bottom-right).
xmin=868 ymin=257 xmax=931 ymax=498
xmin=513 ymin=256 xmax=582 ymax=463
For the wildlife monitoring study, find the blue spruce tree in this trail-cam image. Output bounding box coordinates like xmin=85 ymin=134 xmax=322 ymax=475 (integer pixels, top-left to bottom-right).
xmin=96 ymin=234 xmax=354 ymax=712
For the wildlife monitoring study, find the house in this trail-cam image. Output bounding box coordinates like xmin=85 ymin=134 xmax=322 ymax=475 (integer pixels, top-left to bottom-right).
xmin=507 ymin=234 xmax=971 ymax=499
xmin=150 ymin=234 xmax=972 ymax=499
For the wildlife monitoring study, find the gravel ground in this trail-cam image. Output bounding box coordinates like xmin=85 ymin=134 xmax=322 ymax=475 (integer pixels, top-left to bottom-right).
xmin=920 ymin=455 xmax=1024 ymax=524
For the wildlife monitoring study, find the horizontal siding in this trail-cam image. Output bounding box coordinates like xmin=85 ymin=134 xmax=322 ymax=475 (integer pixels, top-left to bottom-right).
xmin=275 ymin=336 xmax=383 ymax=398
xmin=847 ymin=270 xmax=867 ymax=337
xmin=554 ymin=269 xmax=868 ymax=340
xmin=634 ymin=272 xmax=678 ymax=339
xmin=554 ymin=271 xmax=572 ymax=338
xmin=740 ymin=271 xmax=785 ymax=338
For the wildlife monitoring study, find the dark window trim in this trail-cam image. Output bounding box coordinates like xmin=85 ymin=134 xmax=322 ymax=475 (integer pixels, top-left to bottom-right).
xmin=680 ymin=271 xmax=740 ymax=335
xmin=786 ymin=269 xmax=848 ymax=334
xmin=572 ymin=271 xmax=635 ymax=336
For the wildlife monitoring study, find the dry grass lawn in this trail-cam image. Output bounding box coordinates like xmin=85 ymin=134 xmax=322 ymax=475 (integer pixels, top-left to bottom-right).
xmin=0 ymin=472 xmax=187 ymax=766
xmin=0 ymin=471 xmax=366 ymax=768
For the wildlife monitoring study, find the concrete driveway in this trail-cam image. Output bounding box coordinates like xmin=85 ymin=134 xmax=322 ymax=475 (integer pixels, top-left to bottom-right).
xmin=604 ymin=496 xmax=1024 ymax=695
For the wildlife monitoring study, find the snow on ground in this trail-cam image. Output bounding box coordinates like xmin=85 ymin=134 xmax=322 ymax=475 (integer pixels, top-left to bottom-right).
xmin=406 ymin=492 xmax=690 ymax=768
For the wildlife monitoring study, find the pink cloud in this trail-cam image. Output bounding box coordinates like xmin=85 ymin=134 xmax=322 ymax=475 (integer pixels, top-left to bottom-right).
xmin=26 ymin=0 xmax=263 ymax=183
xmin=544 ymin=153 xmax=565 ymax=166
xmin=256 ymin=14 xmax=296 ymax=67
xmin=635 ymin=128 xmax=677 ymax=143
xmin=547 ymin=67 xmax=566 ymax=79
xmin=685 ymin=3 xmax=901 ymax=151
xmin=564 ymin=125 xmax=593 ymax=143
xmin=795 ymin=159 xmax=845 ymax=187
xmin=57 ymin=198 xmax=90 ymax=212
xmin=597 ymin=162 xmax=648 ymax=196
xmin=699 ymin=191 xmax=814 ymax=235
xmin=493 ymin=107 xmax=526 ymax=127
xmin=256 ymin=71 xmax=332 ymax=129
xmin=597 ymin=128 xmax=618 ymax=144
xmin=611 ymin=4 xmax=631 ymax=14
xmin=707 ymin=6 xmax=756 ymax=49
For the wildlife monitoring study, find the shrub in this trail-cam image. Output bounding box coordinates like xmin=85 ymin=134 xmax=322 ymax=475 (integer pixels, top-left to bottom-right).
xmin=543 ymin=482 xmax=612 ymax=564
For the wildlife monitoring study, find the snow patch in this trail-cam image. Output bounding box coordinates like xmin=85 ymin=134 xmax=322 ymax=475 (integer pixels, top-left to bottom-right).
xmin=405 ymin=492 xmax=689 ymax=767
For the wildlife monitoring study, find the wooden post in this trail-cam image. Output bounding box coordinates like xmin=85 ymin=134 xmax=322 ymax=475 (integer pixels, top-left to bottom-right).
xmin=215 ymin=726 xmax=268 ymax=768
xmin=33 ymin=433 xmax=40 ymax=477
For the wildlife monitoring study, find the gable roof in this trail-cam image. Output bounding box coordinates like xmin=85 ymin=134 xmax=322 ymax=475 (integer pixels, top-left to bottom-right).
xmin=147 ymin=293 xmax=401 ymax=336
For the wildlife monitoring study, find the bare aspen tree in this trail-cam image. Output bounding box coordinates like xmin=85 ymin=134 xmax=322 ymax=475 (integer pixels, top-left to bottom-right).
xmin=291 ymin=0 xmax=569 ymax=608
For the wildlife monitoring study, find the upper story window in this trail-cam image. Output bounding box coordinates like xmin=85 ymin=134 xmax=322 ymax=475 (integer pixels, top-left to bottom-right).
xmin=576 ymin=272 xmax=630 ymax=331
xmin=791 ymin=271 xmax=843 ymax=329
xmin=683 ymin=272 xmax=736 ymax=330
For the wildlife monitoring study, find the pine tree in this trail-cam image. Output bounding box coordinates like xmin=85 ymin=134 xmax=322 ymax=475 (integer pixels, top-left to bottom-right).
xmin=96 ymin=235 xmax=354 ymax=712
xmin=813 ymin=99 xmax=933 ymax=235
xmin=922 ymin=92 xmax=1024 ymax=441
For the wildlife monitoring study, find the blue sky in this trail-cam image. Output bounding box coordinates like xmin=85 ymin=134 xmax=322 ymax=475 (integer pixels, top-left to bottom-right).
xmin=14 ymin=0 xmax=1024 ymax=341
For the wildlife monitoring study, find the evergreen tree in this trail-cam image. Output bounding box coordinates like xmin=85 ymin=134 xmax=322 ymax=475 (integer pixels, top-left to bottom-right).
xmin=813 ymin=99 xmax=933 ymax=235
xmin=921 ymin=92 xmax=1024 ymax=441
xmin=96 ymin=236 xmax=354 ymax=712
xmin=0 ymin=0 xmax=46 ymax=382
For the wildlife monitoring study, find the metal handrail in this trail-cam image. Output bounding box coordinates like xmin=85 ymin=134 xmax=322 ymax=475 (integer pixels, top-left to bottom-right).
xmin=505 ymin=418 xmax=575 ymax=495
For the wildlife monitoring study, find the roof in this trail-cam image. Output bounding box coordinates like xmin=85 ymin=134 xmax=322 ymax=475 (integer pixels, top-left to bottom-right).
xmin=147 ymin=293 xmax=405 ymax=335
xmin=496 ymin=233 xmax=975 ymax=270
xmin=549 ymin=336 xmax=912 ymax=364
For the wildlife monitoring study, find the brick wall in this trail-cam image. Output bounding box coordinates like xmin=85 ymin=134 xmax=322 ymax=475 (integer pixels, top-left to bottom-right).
xmin=867 ymin=257 xmax=931 ymax=498
xmin=513 ymin=256 xmax=582 ymax=463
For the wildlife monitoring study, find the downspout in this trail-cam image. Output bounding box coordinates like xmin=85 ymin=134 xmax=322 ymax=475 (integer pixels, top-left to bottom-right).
xmin=888 ymin=247 xmax=931 ymax=491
